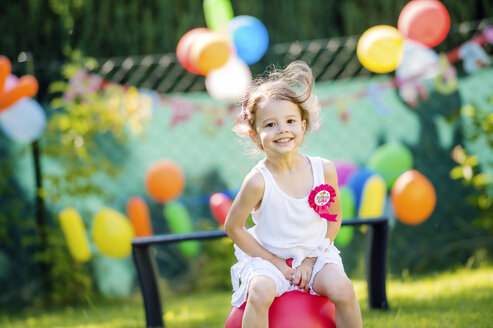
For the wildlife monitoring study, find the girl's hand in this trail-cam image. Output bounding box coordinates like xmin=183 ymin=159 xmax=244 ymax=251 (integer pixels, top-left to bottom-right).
xmin=271 ymin=257 xmax=295 ymax=282
xmin=293 ymin=257 xmax=316 ymax=292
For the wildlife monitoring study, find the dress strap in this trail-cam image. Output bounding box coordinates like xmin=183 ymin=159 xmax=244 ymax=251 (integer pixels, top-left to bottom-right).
xmin=307 ymin=156 xmax=326 ymax=186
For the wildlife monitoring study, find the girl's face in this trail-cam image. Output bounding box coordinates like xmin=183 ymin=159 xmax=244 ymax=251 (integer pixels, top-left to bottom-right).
xmin=250 ymin=99 xmax=306 ymax=155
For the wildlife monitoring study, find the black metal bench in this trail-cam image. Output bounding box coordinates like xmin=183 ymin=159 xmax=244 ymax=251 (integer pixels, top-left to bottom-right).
xmin=132 ymin=217 xmax=389 ymax=328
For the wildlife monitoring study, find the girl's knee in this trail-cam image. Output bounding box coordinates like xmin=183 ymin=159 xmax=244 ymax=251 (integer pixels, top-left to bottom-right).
xmin=325 ymin=277 xmax=356 ymax=305
xmin=247 ymin=278 xmax=276 ymax=308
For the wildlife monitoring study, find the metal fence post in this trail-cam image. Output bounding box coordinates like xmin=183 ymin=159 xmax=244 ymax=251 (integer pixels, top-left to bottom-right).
xmin=366 ymin=220 xmax=389 ymax=309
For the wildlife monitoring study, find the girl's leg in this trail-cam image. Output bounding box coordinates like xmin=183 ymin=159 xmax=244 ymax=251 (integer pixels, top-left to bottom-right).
xmin=312 ymin=263 xmax=362 ymax=328
xmin=243 ymin=275 xmax=277 ymax=328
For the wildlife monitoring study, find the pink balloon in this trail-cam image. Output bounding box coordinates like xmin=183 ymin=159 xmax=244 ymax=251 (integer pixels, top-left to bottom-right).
xmin=334 ymin=160 xmax=359 ymax=186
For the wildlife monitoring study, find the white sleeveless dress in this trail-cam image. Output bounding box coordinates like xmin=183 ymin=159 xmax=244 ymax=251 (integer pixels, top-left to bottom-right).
xmin=230 ymin=155 xmax=344 ymax=307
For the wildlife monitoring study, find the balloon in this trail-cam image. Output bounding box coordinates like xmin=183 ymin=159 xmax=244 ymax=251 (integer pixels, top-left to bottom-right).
xmin=176 ymin=28 xmax=209 ymax=74
xmin=229 ymin=16 xmax=269 ymax=65
xmin=357 ymin=25 xmax=404 ymax=73
xmin=190 ymin=31 xmax=231 ymax=75
xmin=0 ymin=75 xmax=38 ymax=111
xmin=396 ymin=39 xmax=440 ymax=80
xmin=367 ymin=142 xmax=414 ymax=189
xmin=203 ymin=0 xmax=234 ymax=32
xmin=398 ymin=0 xmax=450 ymax=48
xmin=59 ymin=207 xmax=92 ymax=263
xmin=358 ymin=175 xmax=387 ymax=218
xmin=459 ymin=42 xmax=491 ymax=74
xmin=334 ymin=160 xmax=359 ymax=186
xmin=205 ymin=57 xmax=252 ymax=102
xmin=126 ymin=196 xmax=153 ymax=237
xmin=163 ymin=202 xmax=200 ymax=258
xmin=225 ymin=290 xmax=336 ymax=328
xmin=335 ymin=187 xmax=355 ymax=247
xmin=0 ymin=98 xmax=46 ymax=142
xmin=0 ymin=56 xmax=12 ymax=93
xmin=347 ymin=167 xmax=375 ymax=212
xmin=391 ymin=170 xmax=436 ymax=225
xmin=92 ymin=207 xmax=134 ymax=258
xmin=145 ymin=160 xmax=185 ymax=204
xmin=209 ymin=192 xmax=232 ymax=226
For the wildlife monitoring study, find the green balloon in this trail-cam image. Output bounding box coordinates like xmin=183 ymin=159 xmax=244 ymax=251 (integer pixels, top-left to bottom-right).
xmin=163 ymin=202 xmax=200 ymax=258
xmin=203 ymin=0 xmax=234 ymax=32
xmin=335 ymin=226 xmax=354 ymax=248
xmin=367 ymin=142 xmax=413 ymax=189
xmin=340 ymin=187 xmax=355 ymax=219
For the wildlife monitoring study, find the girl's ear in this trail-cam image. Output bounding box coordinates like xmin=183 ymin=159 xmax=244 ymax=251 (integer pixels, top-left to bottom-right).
xmin=248 ymin=129 xmax=261 ymax=147
xmin=302 ymin=120 xmax=307 ymax=134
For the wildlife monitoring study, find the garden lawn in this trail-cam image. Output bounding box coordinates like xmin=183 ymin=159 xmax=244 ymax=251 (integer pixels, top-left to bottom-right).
xmin=0 ymin=265 xmax=491 ymax=328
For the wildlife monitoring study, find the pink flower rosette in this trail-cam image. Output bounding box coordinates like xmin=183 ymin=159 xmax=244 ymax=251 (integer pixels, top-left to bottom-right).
xmin=308 ymin=184 xmax=337 ymax=222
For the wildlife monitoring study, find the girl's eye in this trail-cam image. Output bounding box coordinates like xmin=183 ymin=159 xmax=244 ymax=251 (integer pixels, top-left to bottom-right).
xmin=287 ymin=119 xmax=296 ymax=123
xmin=265 ymin=123 xmax=274 ymax=127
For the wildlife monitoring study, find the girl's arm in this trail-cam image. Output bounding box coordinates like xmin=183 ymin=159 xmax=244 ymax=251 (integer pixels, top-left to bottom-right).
xmin=321 ymin=159 xmax=342 ymax=243
xmin=225 ymin=170 xmax=294 ymax=280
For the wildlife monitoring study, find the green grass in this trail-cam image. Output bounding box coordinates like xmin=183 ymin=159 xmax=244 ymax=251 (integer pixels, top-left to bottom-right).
xmin=1 ymin=265 xmax=492 ymax=328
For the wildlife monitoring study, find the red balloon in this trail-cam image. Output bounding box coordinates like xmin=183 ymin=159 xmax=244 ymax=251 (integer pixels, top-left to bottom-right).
xmin=225 ymin=290 xmax=336 ymax=328
xmin=0 ymin=75 xmax=39 ymax=111
xmin=0 ymin=56 xmax=12 ymax=93
xmin=398 ymin=0 xmax=450 ymax=48
xmin=176 ymin=28 xmax=209 ymax=74
xmin=209 ymin=192 xmax=232 ymax=226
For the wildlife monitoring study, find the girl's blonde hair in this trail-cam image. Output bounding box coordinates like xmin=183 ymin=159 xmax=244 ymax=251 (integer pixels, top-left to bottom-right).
xmin=233 ymin=61 xmax=321 ymax=138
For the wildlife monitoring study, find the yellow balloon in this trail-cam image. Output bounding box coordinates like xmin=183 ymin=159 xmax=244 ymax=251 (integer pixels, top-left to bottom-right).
xmin=357 ymin=25 xmax=404 ymax=73
xmin=59 ymin=207 xmax=92 ymax=263
xmin=92 ymin=208 xmax=134 ymax=258
xmin=358 ymin=175 xmax=387 ymax=218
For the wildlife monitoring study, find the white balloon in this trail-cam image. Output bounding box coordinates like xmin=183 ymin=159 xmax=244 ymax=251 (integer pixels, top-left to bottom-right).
xmin=205 ymin=57 xmax=252 ymax=102
xmin=396 ymin=40 xmax=440 ymax=80
xmin=0 ymin=98 xmax=47 ymax=142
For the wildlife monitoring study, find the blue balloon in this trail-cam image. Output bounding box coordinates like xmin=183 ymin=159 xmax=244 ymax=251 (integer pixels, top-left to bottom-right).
xmin=0 ymin=98 xmax=46 ymax=142
xmin=347 ymin=167 xmax=375 ymax=213
xmin=229 ymin=16 xmax=269 ymax=65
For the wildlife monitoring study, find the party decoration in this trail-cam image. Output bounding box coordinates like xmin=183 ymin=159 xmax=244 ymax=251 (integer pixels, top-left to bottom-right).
xmin=176 ymin=28 xmax=209 ymax=74
xmin=209 ymin=192 xmax=232 ymax=226
xmin=398 ymin=0 xmax=450 ymax=48
xmin=225 ymin=290 xmax=336 ymax=328
xmin=190 ymin=31 xmax=231 ymax=75
xmin=0 ymin=56 xmax=39 ymax=111
xmin=92 ymin=207 xmax=134 ymax=258
xmin=0 ymin=97 xmax=47 ymax=142
xmin=433 ymin=54 xmax=458 ymax=95
xmin=357 ymin=25 xmax=404 ymax=73
xmin=203 ymin=0 xmax=234 ymax=32
xmin=163 ymin=201 xmax=200 ymax=258
xmin=205 ymin=57 xmax=252 ymax=101
xmin=335 ymin=187 xmax=355 ymax=247
xmin=308 ymin=184 xmax=337 ymax=222
xmin=458 ymin=41 xmax=491 ymax=74
xmin=126 ymin=196 xmax=154 ymax=237
xmin=347 ymin=167 xmax=375 ymax=212
xmin=367 ymin=142 xmax=414 ymax=189
xmin=59 ymin=207 xmax=92 ymax=263
xmin=229 ymin=16 xmax=269 ymax=65
xmin=391 ymin=170 xmax=436 ymax=225
xmin=334 ymin=160 xmax=359 ymax=186
xmin=145 ymin=159 xmax=185 ymax=204
xmin=358 ymin=175 xmax=387 ymax=218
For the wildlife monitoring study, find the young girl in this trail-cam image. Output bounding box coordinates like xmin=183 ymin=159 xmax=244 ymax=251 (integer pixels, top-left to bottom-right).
xmin=224 ymin=61 xmax=362 ymax=328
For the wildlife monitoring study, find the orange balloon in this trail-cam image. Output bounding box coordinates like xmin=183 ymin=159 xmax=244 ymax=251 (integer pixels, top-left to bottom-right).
xmin=126 ymin=196 xmax=154 ymax=237
xmin=190 ymin=31 xmax=231 ymax=75
xmin=391 ymin=170 xmax=436 ymax=225
xmin=0 ymin=56 xmax=12 ymax=93
xmin=0 ymin=75 xmax=39 ymax=110
xmin=145 ymin=160 xmax=185 ymax=203
xmin=177 ymin=28 xmax=209 ymax=74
